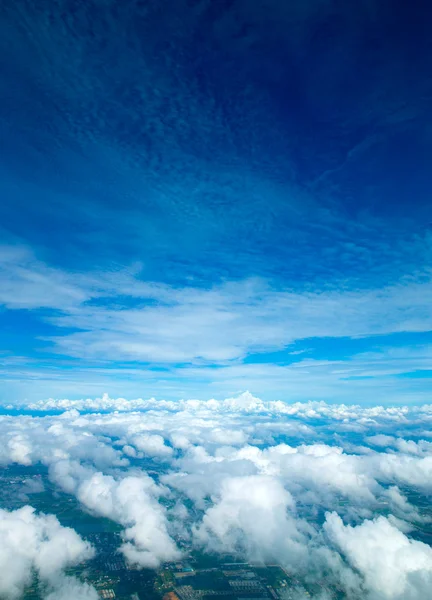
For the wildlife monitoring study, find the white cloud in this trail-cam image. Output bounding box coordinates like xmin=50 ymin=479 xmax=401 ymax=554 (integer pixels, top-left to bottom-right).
xmin=46 ymin=459 xmax=181 ymax=568
xmin=0 ymin=506 xmax=96 ymax=600
xmin=77 ymin=472 xmax=181 ymax=568
xmin=1 ymin=400 xmax=432 ymax=596
xmin=2 ymin=246 xmax=432 ymax=381
xmin=129 ymin=433 xmax=173 ymax=457
xmin=324 ymin=512 xmax=432 ymax=599
xmin=195 ymin=475 xmax=307 ymax=567
xmin=24 ymin=391 xmax=432 ymax=425
xmin=0 ymin=246 xmax=88 ymax=310
xmin=366 ymin=434 xmax=396 ymax=447
xmin=41 ymin=276 xmax=432 ymax=366
xmin=43 ymin=576 xmax=99 ymax=600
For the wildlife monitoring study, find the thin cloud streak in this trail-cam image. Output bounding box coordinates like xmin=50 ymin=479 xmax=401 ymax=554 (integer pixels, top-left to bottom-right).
xmin=1 ymin=245 xmax=432 ymax=404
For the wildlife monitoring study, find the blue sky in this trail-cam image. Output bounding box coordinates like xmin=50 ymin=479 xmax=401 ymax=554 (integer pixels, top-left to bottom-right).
xmin=0 ymin=0 xmax=432 ymax=404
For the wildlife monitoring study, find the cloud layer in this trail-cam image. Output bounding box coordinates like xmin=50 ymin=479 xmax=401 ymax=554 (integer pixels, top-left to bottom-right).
xmin=1 ymin=395 xmax=432 ymax=598
xmin=0 ymin=505 xmax=97 ymax=600
xmin=1 ymin=245 xmax=432 ymax=405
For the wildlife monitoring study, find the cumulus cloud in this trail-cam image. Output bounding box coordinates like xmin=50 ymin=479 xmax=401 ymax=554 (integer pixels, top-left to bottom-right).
xmin=77 ymin=472 xmax=181 ymax=567
xmin=195 ymin=475 xmax=307 ymax=566
xmin=366 ymin=434 xmax=396 ymax=447
xmin=43 ymin=576 xmax=99 ymax=600
xmin=45 ymin=460 xmax=181 ymax=568
xmin=0 ymin=506 xmax=96 ymax=600
xmin=1 ymin=397 xmax=432 ymax=596
xmin=25 ymin=391 xmax=432 ymax=427
xmin=129 ymin=433 xmax=173 ymax=457
xmin=324 ymin=513 xmax=432 ymax=599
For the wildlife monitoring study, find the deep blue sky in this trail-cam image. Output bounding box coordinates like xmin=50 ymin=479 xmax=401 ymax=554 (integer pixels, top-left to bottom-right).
xmin=1 ymin=0 xmax=432 ymax=403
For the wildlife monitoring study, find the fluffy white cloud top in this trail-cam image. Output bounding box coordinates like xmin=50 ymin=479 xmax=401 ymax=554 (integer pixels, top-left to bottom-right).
xmin=1 ymin=395 xmax=432 ymax=599
xmin=325 ymin=513 xmax=432 ymax=599
xmin=0 ymin=506 xmax=97 ymax=600
xmin=194 ymin=475 xmax=307 ymax=565
xmin=24 ymin=391 xmax=432 ymax=422
xmin=77 ymin=472 xmax=181 ymax=567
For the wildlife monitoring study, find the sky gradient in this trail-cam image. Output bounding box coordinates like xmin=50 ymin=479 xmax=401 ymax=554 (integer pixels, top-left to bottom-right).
xmin=1 ymin=0 xmax=432 ymax=404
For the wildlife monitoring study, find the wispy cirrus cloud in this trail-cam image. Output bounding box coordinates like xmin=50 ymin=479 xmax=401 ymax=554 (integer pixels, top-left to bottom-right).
xmin=1 ymin=244 xmax=432 ymax=403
